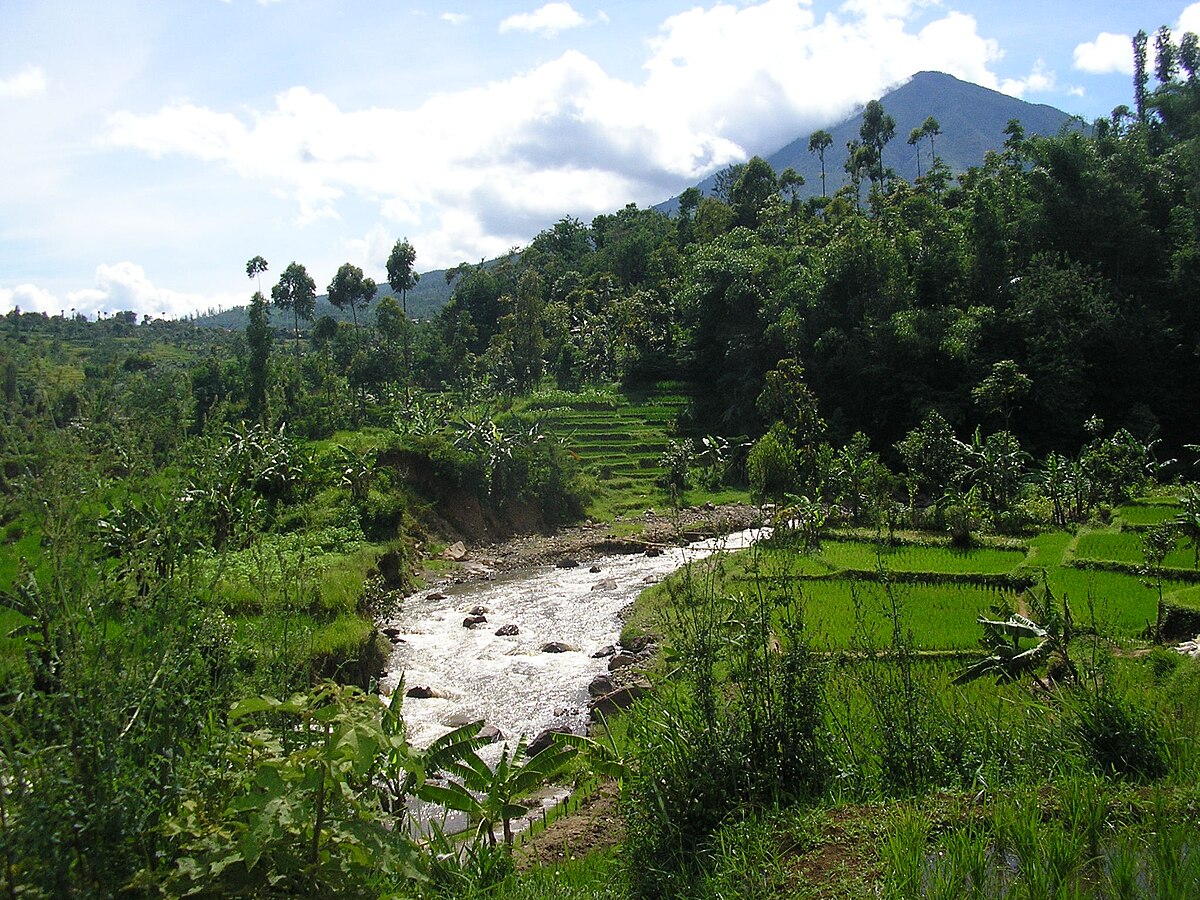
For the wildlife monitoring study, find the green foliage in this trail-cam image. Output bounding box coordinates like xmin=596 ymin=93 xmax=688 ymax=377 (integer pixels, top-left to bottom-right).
xmin=746 ymin=423 xmax=797 ymax=501
xmin=150 ymin=683 xmax=423 ymax=896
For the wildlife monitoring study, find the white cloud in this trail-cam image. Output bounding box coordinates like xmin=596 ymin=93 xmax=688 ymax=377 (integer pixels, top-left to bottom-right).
xmin=54 ymin=262 xmax=243 ymax=319
xmin=500 ymin=3 xmax=587 ymax=37
xmin=1073 ymin=32 xmax=1133 ymax=75
xmin=441 ymin=12 xmax=468 ymax=25
xmin=1180 ymin=3 xmax=1200 ymax=35
xmin=0 ymin=284 xmax=60 ymax=315
xmin=103 ymin=0 xmax=1009 ymax=272
xmin=0 ymin=66 xmax=47 ymax=99
xmin=999 ymin=59 xmax=1055 ymax=98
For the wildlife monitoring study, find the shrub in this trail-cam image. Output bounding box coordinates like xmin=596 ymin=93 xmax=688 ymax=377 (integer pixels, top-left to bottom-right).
xmin=747 ymin=424 xmax=797 ymax=501
xmin=1071 ymin=688 xmax=1168 ymax=781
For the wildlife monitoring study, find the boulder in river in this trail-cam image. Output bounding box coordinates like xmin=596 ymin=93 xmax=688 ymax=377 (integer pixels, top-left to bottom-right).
xmin=494 ymin=623 xmax=520 ymax=636
xmin=479 ymin=723 xmax=504 ymax=743
xmin=468 ymin=605 xmax=489 ymax=616
xmin=426 ymin=591 xmax=447 ymax=601
xmin=406 ymin=685 xmax=438 ymax=699
xmin=591 ymin=577 xmax=618 ymax=592
xmin=589 ymin=565 xmax=602 ymax=573
xmin=555 ymin=558 xmax=579 ymax=569
xmin=526 ymin=725 xmax=572 ymax=757
xmin=591 ymin=644 xmax=616 ymax=659
xmin=644 ymin=546 xmax=662 ymax=558
xmin=463 ymin=614 xmax=487 ymax=628
xmin=541 ymin=641 xmax=577 ymax=654
xmin=588 ymin=673 xmax=615 ymax=697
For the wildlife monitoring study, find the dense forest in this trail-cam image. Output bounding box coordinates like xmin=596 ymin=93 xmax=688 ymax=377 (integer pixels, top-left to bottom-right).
xmin=2 ymin=24 xmax=1200 ymax=899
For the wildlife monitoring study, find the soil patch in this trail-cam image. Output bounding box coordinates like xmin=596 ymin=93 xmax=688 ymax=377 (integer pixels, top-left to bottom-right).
xmin=514 ymin=781 xmax=624 ymax=870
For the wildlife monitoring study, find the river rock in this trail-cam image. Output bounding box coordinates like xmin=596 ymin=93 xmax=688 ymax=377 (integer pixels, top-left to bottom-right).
xmin=591 ymin=577 xmax=618 ymax=592
xmin=588 ymin=673 xmax=615 ymax=697
xmin=541 ymin=641 xmax=577 ymax=653
xmin=426 ymin=591 xmax=447 ymax=601
xmin=381 ymin=626 xmax=401 ymax=638
xmin=620 ymin=634 xmax=657 ymax=653
xmin=590 ymin=681 xmax=650 ymax=720
xmin=555 ymin=557 xmax=579 ymax=569
xmin=644 ymin=546 xmax=662 ymax=557
xmin=406 ymin=685 xmax=438 ymax=699
xmin=591 ymin=644 xmax=616 ymax=658
xmin=642 ymin=574 xmax=659 ymax=584
xmin=589 ymin=565 xmax=602 ymax=573
xmin=468 ymin=605 xmax=489 ymax=616
xmin=463 ymin=614 xmax=487 ymax=628
xmin=442 ymin=541 xmax=469 ymax=561
xmin=526 ymin=726 xmax=572 ymax=757
xmin=608 ymin=652 xmax=638 ymax=671
xmin=479 ymin=724 xmax=504 ymax=743
xmin=494 ymin=623 xmax=520 ymax=636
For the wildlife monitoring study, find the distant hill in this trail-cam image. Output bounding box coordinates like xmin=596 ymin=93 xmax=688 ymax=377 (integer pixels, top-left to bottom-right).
xmin=656 ymin=71 xmax=1081 ymax=213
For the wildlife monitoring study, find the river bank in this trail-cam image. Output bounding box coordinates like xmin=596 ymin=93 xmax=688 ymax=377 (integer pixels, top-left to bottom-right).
xmin=435 ymin=502 xmax=764 ymax=579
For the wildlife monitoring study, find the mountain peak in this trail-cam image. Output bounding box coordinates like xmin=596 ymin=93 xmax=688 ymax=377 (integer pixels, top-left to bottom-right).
xmin=658 ymin=71 xmax=1078 ymax=211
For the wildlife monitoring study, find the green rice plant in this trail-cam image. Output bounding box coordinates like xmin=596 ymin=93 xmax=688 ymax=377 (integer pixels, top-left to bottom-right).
xmin=1104 ymin=833 xmax=1147 ymax=900
xmin=1059 ymin=770 xmax=1110 ymax=868
xmin=1075 ymin=530 xmax=1145 ymax=564
xmin=699 ymin=813 xmax=790 ymax=898
xmin=925 ymin=824 xmax=994 ymax=900
xmin=1116 ymin=502 xmax=1180 ymax=526
xmin=880 ymin=806 xmax=931 ymax=900
xmin=820 ymin=540 xmax=1027 ymax=575
xmin=1147 ymin=794 xmax=1200 ymax=897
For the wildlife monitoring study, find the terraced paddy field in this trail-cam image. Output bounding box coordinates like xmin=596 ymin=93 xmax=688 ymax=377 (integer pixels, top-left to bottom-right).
xmin=518 ymin=385 xmax=746 ymax=520
xmin=630 ymin=520 xmax=1200 ymax=653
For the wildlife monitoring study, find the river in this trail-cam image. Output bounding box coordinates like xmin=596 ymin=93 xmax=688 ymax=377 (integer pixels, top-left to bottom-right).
xmin=379 ymin=527 xmax=764 ymax=752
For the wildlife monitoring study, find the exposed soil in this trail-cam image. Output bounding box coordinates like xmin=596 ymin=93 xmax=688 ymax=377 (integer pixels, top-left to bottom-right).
xmin=514 ymin=780 xmax=624 ymax=870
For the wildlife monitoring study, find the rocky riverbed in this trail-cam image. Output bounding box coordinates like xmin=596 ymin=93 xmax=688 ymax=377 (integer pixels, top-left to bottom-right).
xmin=440 ymin=502 xmax=764 ymax=577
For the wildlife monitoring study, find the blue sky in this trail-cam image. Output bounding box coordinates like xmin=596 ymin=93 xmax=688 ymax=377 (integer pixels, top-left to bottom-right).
xmin=1 ymin=0 xmax=1196 ymax=319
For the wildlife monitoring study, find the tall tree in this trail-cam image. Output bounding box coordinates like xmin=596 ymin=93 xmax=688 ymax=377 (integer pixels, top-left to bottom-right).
xmin=509 ymin=270 xmax=547 ymax=392
xmin=907 ymin=127 xmax=924 ymax=178
xmin=808 ymin=129 xmax=833 ymax=198
xmin=327 ymin=263 xmax=376 ymax=342
xmin=246 ymin=255 xmax=268 ymax=293
xmin=729 ymin=156 xmax=779 ymax=228
xmin=386 ymin=238 xmax=419 ymax=394
xmin=1155 ymin=25 xmax=1177 ymax=84
xmin=1134 ymin=29 xmax=1150 ymax=123
xmin=270 ymin=262 xmax=317 ymax=357
xmin=921 ymin=115 xmax=941 ymax=163
xmin=246 ymin=291 xmax=271 ymax=422
xmin=859 ymin=99 xmax=896 ymax=191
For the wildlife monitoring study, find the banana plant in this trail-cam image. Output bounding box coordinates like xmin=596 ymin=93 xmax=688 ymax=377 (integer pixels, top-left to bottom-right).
xmin=419 ymin=735 xmax=578 ymax=847
xmin=954 ymin=584 xmax=1075 ymax=688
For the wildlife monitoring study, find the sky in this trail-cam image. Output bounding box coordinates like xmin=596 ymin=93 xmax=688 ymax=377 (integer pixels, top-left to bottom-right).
xmin=2 ymin=0 xmax=1197 ymax=321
